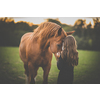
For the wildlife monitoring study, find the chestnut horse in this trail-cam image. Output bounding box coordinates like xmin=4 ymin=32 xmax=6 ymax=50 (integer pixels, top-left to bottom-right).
xmin=19 ymin=22 xmax=74 ymax=84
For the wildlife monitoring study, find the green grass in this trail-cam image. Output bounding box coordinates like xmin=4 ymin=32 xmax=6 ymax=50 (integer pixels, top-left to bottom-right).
xmin=0 ymin=47 xmax=100 ymax=84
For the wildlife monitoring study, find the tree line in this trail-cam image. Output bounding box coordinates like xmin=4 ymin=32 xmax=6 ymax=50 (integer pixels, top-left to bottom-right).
xmin=47 ymin=18 xmax=100 ymax=51
xmin=73 ymin=18 xmax=100 ymax=51
xmin=0 ymin=17 xmax=100 ymax=51
xmin=0 ymin=17 xmax=38 ymax=46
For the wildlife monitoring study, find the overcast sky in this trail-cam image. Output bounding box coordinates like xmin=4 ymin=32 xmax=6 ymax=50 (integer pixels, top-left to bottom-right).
xmin=11 ymin=17 xmax=94 ymax=26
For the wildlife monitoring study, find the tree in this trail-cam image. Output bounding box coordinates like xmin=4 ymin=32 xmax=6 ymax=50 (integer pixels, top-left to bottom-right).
xmin=74 ymin=19 xmax=86 ymax=29
xmin=46 ymin=18 xmax=62 ymax=26
xmin=74 ymin=19 xmax=86 ymax=37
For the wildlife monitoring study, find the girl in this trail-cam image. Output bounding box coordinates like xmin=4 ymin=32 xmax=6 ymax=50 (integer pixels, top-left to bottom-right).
xmin=56 ymin=35 xmax=78 ymax=84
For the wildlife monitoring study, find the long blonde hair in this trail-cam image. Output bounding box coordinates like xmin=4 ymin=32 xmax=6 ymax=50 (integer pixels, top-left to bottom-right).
xmin=61 ymin=35 xmax=78 ymax=66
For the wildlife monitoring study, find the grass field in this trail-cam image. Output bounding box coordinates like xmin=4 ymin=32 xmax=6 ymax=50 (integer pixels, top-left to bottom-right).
xmin=0 ymin=47 xmax=100 ymax=84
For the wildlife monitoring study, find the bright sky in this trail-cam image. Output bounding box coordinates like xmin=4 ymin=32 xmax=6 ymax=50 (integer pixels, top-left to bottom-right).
xmin=12 ymin=17 xmax=94 ymax=26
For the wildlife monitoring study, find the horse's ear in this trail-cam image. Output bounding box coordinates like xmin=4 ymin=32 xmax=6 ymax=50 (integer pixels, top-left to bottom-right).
xmin=58 ymin=28 xmax=62 ymax=36
xmin=55 ymin=27 xmax=62 ymax=37
xmin=66 ymin=31 xmax=75 ymax=35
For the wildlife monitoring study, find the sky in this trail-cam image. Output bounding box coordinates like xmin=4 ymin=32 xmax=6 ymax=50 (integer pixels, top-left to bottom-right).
xmin=12 ymin=17 xmax=94 ymax=26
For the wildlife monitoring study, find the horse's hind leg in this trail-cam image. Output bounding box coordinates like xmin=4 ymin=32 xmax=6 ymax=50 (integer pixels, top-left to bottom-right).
xmin=42 ymin=64 xmax=51 ymax=84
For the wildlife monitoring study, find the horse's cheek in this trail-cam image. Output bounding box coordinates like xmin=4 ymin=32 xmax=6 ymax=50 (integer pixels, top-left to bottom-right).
xmin=50 ymin=46 xmax=54 ymax=53
xmin=50 ymin=43 xmax=57 ymax=53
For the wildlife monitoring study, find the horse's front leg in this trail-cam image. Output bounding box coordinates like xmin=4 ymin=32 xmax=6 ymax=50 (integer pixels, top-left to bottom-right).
xmin=42 ymin=64 xmax=51 ymax=84
xmin=26 ymin=62 xmax=39 ymax=84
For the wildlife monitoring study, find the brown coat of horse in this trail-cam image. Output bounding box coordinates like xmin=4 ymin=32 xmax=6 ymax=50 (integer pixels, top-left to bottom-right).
xmin=19 ymin=22 xmax=74 ymax=83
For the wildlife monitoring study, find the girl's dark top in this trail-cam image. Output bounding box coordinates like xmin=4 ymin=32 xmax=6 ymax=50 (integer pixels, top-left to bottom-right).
xmin=57 ymin=55 xmax=74 ymax=84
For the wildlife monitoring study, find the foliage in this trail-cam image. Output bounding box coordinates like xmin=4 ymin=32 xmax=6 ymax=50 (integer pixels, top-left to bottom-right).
xmin=0 ymin=17 xmax=38 ymax=46
xmin=46 ymin=18 xmax=100 ymax=51
xmin=46 ymin=18 xmax=74 ymax=32
xmin=46 ymin=18 xmax=62 ymax=26
xmin=73 ymin=18 xmax=100 ymax=51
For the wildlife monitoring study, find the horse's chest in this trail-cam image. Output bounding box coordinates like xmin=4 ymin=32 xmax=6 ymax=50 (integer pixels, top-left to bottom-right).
xmin=30 ymin=49 xmax=52 ymax=67
xmin=38 ymin=56 xmax=49 ymax=66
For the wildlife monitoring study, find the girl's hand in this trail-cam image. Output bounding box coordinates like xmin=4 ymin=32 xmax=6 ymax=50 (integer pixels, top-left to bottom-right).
xmin=56 ymin=52 xmax=61 ymax=58
xmin=54 ymin=52 xmax=61 ymax=61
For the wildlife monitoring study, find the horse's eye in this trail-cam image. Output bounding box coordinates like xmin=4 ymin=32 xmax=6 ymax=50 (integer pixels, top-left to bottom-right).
xmin=57 ymin=44 xmax=61 ymax=48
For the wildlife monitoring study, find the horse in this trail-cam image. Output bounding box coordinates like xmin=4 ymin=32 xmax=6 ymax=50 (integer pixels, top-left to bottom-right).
xmin=19 ymin=22 xmax=74 ymax=84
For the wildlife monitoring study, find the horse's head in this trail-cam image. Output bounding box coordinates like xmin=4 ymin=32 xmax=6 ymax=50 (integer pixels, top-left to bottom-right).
xmin=49 ymin=28 xmax=75 ymax=53
xmin=36 ymin=22 xmax=75 ymax=54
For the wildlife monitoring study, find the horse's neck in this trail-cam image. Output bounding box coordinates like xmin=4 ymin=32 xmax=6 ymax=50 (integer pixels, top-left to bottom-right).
xmin=40 ymin=38 xmax=50 ymax=50
xmin=31 ymin=32 xmax=50 ymax=50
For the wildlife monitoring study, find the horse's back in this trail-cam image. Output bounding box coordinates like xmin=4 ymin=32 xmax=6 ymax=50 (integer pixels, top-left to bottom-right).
xmin=20 ymin=32 xmax=33 ymax=42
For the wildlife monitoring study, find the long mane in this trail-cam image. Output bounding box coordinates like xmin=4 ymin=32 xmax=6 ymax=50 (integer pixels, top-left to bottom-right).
xmin=32 ymin=22 xmax=67 ymax=48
